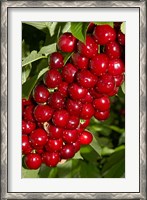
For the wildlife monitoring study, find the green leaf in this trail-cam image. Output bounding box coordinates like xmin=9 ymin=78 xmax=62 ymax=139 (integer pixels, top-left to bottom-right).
xmin=80 ymin=145 xmax=100 ymax=163
xmin=23 ymin=22 xmax=52 ymax=33
xmin=63 ymin=52 xmax=73 ymax=65
xmin=22 ymin=166 xmax=39 ymax=178
xmin=22 ymin=64 xmax=32 ymax=84
xmin=70 ymin=22 xmax=89 ymax=43
xmin=57 ymin=160 xmax=72 ymax=178
xmin=38 ymin=164 xmax=52 ymax=178
xmin=121 ymin=81 xmax=125 ymax=94
xmin=90 ymin=134 xmax=102 ymax=156
xmin=22 ymin=39 xmax=30 ymax=59
xmin=94 ymin=22 xmax=114 ymax=28
xmin=121 ymin=22 xmax=125 ymax=34
xmin=80 ymin=161 xmax=101 ymax=178
xmin=38 ymin=43 xmax=56 ymax=56
xmin=73 ymin=151 xmax=83 ymax=160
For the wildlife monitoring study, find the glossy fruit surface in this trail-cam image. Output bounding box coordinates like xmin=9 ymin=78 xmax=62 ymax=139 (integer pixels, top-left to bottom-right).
xmin=57 ymin=81 xmax=68 ymax=97
xmin=66 ymin=99 xmax=83 ymax=116
xmin=79 ymin=131 xmax=93 ymax=145
xmin=118 ymin=31 xmax=125 ymax=45
xmin=105 ymin=41 xmax=121 ymax=59
xmin=62 ymin=63 xmax=78 ymax=83
xmin=24 ymin=153 xmax=42 ymax=169
xmin=29 ymin=128 xmax=48 ymax=147
xmin=34 ymin=105 xmax=53 ymax=122
xmin=68 ymin=83 xmax=88 ymax=100
xmin=52 ymin=109 xmax=69 ymax=127
xmin=23 ymin=105 xmax=35 ymax=122
xmin=63 ymin=129 xmax=78 ymax=143
xmin=66 ymin=115 xmax=80 ymax=129
xmin=43 ymin=69 xmax=62 ymax=88
xmin=48 ymin=92 xmax=65 ymax=110
xmin=49 ymin=52 xmax=64 ymax=69
xmin=60 ymin=144 xmax=75 ymax=159
xmin=93 ymin=96 xmax=110 ymax=111
xmin=108 ymin=59 xmax=124 ymax=76
xmin=22 ymin=135 xmax=32 ymax=154
xmin=48 ymin=124 xmax=63 ymax=139
xmin=94 ymin=110 xmax=110 ymax=121
xmin=45 ymin=138 xmax=63 ymax=152
xmin=22 ymin=120 xmax=36 ymax=134
xmin=33 ymin=84 xmax=50 ymax=104
xmin=71 ymin=52 xmax=89 ymax=69
xmin=44 ymin=152 xmax=60 ymax=167
xmin=114 ymin=74 xmax=124 ymax=87
xmin=80 ymin=103 xmax=95 ymax=119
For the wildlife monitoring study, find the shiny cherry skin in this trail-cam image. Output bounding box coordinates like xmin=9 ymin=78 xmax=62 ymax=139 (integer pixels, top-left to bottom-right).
xmin=90 ymin=53 xmax=109 ymax=76
xmin=95 ymin=74 xmax=115 ymax=94
xmin=77 ymin=35 xmax=98 ymax=58
xmin=34 ymin=105 xmax=53 ymax=122
xmin=81 ymin=92 xmax=93 ymax=104
xmin=79 ymin=131 xmax=93 ymax=145
xmin=24 ymin=153 xmax=42 ymax=169
xmin=107 ymin=87 xmax=119 ymax=97
xmin=68 ymin=83 xmax=88 ymax=100
xmin=63 ymin=129 xmax=78 ymax=144
xmin=44 ymin=152 xmax=60 ymax=167
xmin=57 ymin=32 xmax=77 ymax=53
xmin=45 ymin=138 xmax=63 ymax=152
xmin=48 ymin=123 xmax=63 ymax=139
xmin=49 ymin=52 xmax=64 ymax=69
xmin=62 ymin=63 xmax=78 ymax=83
xmin=114 ymin=74 xmax=124 ymax=87
xmin=93 ymin=96 xmax=110 ymax=111
xmin=48 ymin=92 xmax=65 ymax=110
xmin=89 ymin=88 xmax=103 ymax=99
xmin=72 ymin=140 xmax=81 ymax=153
xmin=76 ymin=70 xmax=98 ymax=88
xmin=60 ymin=144 xmax=75 ymax=159
xmin=22 ymin=135 xmax=32 ymax=154
xmin=66 ymin=115 xmax=80 ymax=129
xmin=23 ymin=105 xmax=35 ymax=122
xmin=108 ymin=59 xmax=125 ymax=76
xmin=52 ymin=109 xmax=69 ymax=128
xmin=79 ymin=119 xmax=90 ymax=129
xmin=33 ymin=84 xmax=50 ymax=104
xmin=87 ymin=22 xmax=95 ymax=33
xmin=105 ymin=41 xmax=121 ymax=59
xmin=118 ymin=31 xmax=125 ymax=45
xmin=80 ymin=103 xmax=95 ymax=119
xmin=29 ymin=128 xmax=48 ymax=148
xmin=71 ymin=52 xmax=89 ymax=69
xmin=22 ymin=98 xmax=32 ymax=107
xmin=43 ymin=69 xmax=62 ymax=89
xmin=22 ymin=120 xmax=36 ymax=134
xmin=93 ymin=25 xmax=116 ymax=45
xmin=66 ymin=99 xmax=83 ymax=116
xmin=94 ymin=110 xmax=110 ymax=121
xmin=57 ymin=81 xmax=68 ymax=97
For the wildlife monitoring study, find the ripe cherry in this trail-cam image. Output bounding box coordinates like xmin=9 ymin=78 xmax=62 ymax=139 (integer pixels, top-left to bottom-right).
xmin=118 ymin=31 xmax=125 ymax=45
xmin=34 ymin=105 xmax=53 ymax=122
xmin=71 ymin=52 xmax=89 ymax=69
xmin=48 ymin=123 xmax=63 ymax=139
xmin=93 ymin=96 xmax=110 ymax=111
xmin=63 ymin=129 xmax=78 ymax=144
xmin=52 ymin=109 xmax=69 ymax=127
xmin=24 ymin=153 xmax=42 ymax=169
xmin=76 ymin=70 xmax=98 ymax=88
xmin=66 ymin=99 xmax=83 ymax=116
xmin=66 ymin=115 xmax=80 ymax=129
xmin=89 ymin=88 xmax=103 ymax=99
xmin=81 ymin=92 xmax=93 ymax=104
xmin=72 ymin=140 xmax=81 ymax=153
xmin=107 ymin=86 xmax=119 ymax=97
xmin=33 ymin=84 xmax=50 ymax=104
xmin=79 ymin=131 xmax=93 ymax=145
xmin=23 ymin=105 xmax=35 ymax=122
xmin=68 ymin=83 xmax=88 ymax=100
xmin=60 ymin=144 xmax=75 ymax=159
xmin=29 ymin=128 xmax=48 ymax=147
xmin=108 ymin=59 xmax=124 ymax=76
xmin=44 ymin=152 xmax=60 ymax=167
xmin=22 ymin=98 xmax=32 ymax=107
xmin=114 ymin=74 xmax=124 ymax=87
xmin=49 ymin=52 xmax=64 ymax=69
xmin=43 ymin=69 xmax=62 ymax=89
xmin=77 ymin=35 xmax=98 ymax=58
xmin=80 ymin=103 xmax=95 ymax=119
xmin=94 ymin=110 xmax=110 ymax=121
xmin=79 ymin=119 xmax=90 ymax=129
xmin=62 ymin=63 xmax=78 ymax=83
xmin=57 ymin=32 xmax=77 ymax=53
xmin=48 ymin=92 xmax=65 ymax=110
xmin=22 ymin=120 xmax=36 ymax=134
xmin=45 ymin=138 xmax=63 ymax=152
xmin=22 ymin=135 xmax=32 ymax=154
xmin=90 ymin=53 xmax=109 ymax=76
xmin=93 ymin=25 xmax=116 ymax=45
xmin=57 ymin=81 xmax=68 ymax=97
xmin=105 ymin=41 xmax=121 ymax=59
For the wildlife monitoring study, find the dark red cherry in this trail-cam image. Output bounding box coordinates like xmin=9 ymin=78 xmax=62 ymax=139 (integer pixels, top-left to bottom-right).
xmin=44 ymin=152 xmax=60 ymax=167
xmin=105 ymin=41 xmax=121 ymax=59
xmin=52 ymin=109 xmax=69 ymax=127
xmin=76 ymin=70 xmax=98 ymax=88
xmin=94 ymin=110 xmax=110 ymax=121
xmin=57 ymin=81 xmax=68 ymax=97
xmin=24 ymin=153 xmax=42 ymax=169
xmin=77 ymin=35 xmax=98 ymax=58
xmin=43 ymin=69 xmax=62 ymax=89
xmin=118 ymin=31 xmax=125 ymax=45
xmin=72 ymin=140 xmax=81 ymax=153
xmin=23 ymin=105 xmax=35 ymax=122
xmin=80 ymin=103 xmax=95 ymax=119
xmin=71 ymin=52 xmax=89 ymax=69
xmin=63 ymin=129 xmax=78 ymax=143
xmin=87 ymin=22 xmax=95 ymax=33
xmin=47 ymin=124 xmax=63 ymax=139
xmin=48 ymin=92 xmax=65 ymax=110
xmin=95 ymin=74 xmax=115 ymax=94
xmin=22 ymin=135 xmax=32 ymax=154
xmin=49 ymin=52 xmax=64 ymax=69
xmin=22 ymin=98 xmax=32 ymax=107
xmin=114 ymin=74 xmax=124 ymax=87
xmin=45 ymin=138 xmax=63 ymax=152
xmin=29 ymin=128 xmax=48 ymax=147
xmin=68 ymin=83 xmax=88 ymax=100
xmin=33 ymin=84 xmax=50 ymax=104
xmin=79 ymin=119 xmax=90 ymax=129
xmin=93 ymin=25 xmax=116 ymax=45
xmin=108 ymin=59 xmax=125 ymax=76
xmin=57 ymin=32 xmax=77 ymax=53
xmin=90 ymin=53 xmax=109 ymax=76
xmin=81 ymin=92 xmax=93 ymax=104
xmin=62 ymin=63 xmax=78 ymax=83
xmin=93 ymin=96 xmax=110 ymax=111
xmin=89 ymin=88 xmax=103 ymax=99
xmin=34 ymin=104 xmax=53 ymax=122
xmin=66 ymin=99 xmax=83 ymax=116
xmin=60 ymin=144 xmax=75 ymax=159
xmin=22 ymin=120 xmax=36 ymax=134
xmin=66 ymin=115 xmax=80 ymax=129
xmin=107 ymin=86 xmax=119 ymax=97
xmin=79 ymin=131 xmax=93 ymax=145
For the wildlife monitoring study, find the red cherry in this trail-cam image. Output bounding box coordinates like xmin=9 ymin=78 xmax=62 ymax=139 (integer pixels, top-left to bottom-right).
xmin=71 ymin=52 xmax=89 ymax=69
xmin=68 ymin=83 xmax=88 ymax=100
xmin=52 ymin=109 xmax=69 ymax=127
xmin=66 ymin=99 xmax=83 ymax=116
xmin=79 ymin=131 xmax=93 ymax=145
xmin=34 ymin=105 xmax=53 ymax=122
xmin=76 ymin=70 xmax=98 ymax=88
xmin=63 ymin=129 xmax=78 ymax=144
xmin=94 ymin=110 xmax=110 ymax=121
xmin=66 ymin=115 xmax=80 ymax=129
xmin=87 ymin=22 xmax=95 ymax=33
xmin=48 ymin=123 xmax=63 ymax=139
xmin=23 ymin=105 xmax=35 ymax=122
xmin=29 ymin=128 xmax=48 ymax=147
xmin=62 ymin=63 xmax=78 ymax=83
xmin=114 ymin=74 xmax=124 ymax=87
xmin=89 ymin=53 xmax=109 ymax=76
xmin=44 ymin=152 xmax=60 ymax=167
xmin=33 ymin=84 xmax=50 ymax=104
xmin=72 ymin=140 xmax=81 ymax=153
xmin=49 ymin=52 xmax=64 ymax=69
xmin=43 ymin=69 xmax=62 ymax=89
xmin=57 ymin=32 xmax=77 ymax=53
xmin=45 ymin=138 xmax=63 ymax=152
xmin=118 ymin=31 xmax=125 ymax=45
xmin=77 ymin=35 xmax=98 ymax=58
xmin=24 ymin=153 xmax=42 ymax=169
xmin=57 ymin=81 xmax=68 ymax=97
xmin=105 ymin=41 xmax=121 ymax=59
xmin=22 ymin=135 xmax=32 ymax=154
xmin=22 ymin=98 xmax=32 ymax=107
xmin=108 ymin=59 xmax=125 ymax=76
xmin=93 ymin=96 xmax=110 ymax=111
xmin=60 ymin=144 xmax=75 ymax=159
xmin=81 ymin=92 xmax=93 ymax=104
xmin=93 ymin=25 xmax=116 ymax=45
xmin=80 ymin=103 xmax=95 ymax=119
xmin=22 ymin=120 xmax=36 ymax=134
xmin=89 ymin=88 xmax=103 ymax=99
xmin=79 ymin=119 xmax=90 ymax=129
xmin=95 ymin=74 xmax=115 ymax=94
xmin=48 ymin=92 xmax=65 ymax=110
xmin=107 ymin=86 xmax=119 ymax=97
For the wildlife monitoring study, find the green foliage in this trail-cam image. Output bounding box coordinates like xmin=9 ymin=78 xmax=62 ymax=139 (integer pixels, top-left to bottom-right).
xmin=22 ymin=21 xmax=125 ymax=178
xmin=121 ymin=22 xmax=125 ymax=34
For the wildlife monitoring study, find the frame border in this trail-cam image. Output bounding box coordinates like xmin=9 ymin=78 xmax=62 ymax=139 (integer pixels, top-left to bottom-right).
xmin=1 ymin=1 xmax=146 ymax=199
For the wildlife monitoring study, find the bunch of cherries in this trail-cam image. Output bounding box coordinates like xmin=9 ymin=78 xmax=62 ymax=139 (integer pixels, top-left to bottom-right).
xmin=22 ymin=22 xmax=125 ymax=170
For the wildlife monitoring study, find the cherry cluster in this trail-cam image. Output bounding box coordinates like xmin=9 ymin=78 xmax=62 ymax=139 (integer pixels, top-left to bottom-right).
xmin=22 ymin=22 xmax=125 ymax=170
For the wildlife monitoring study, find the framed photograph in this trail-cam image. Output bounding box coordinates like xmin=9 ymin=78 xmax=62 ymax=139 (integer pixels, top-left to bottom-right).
xmin=1 ymin=0 xmax=146 ymax=199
